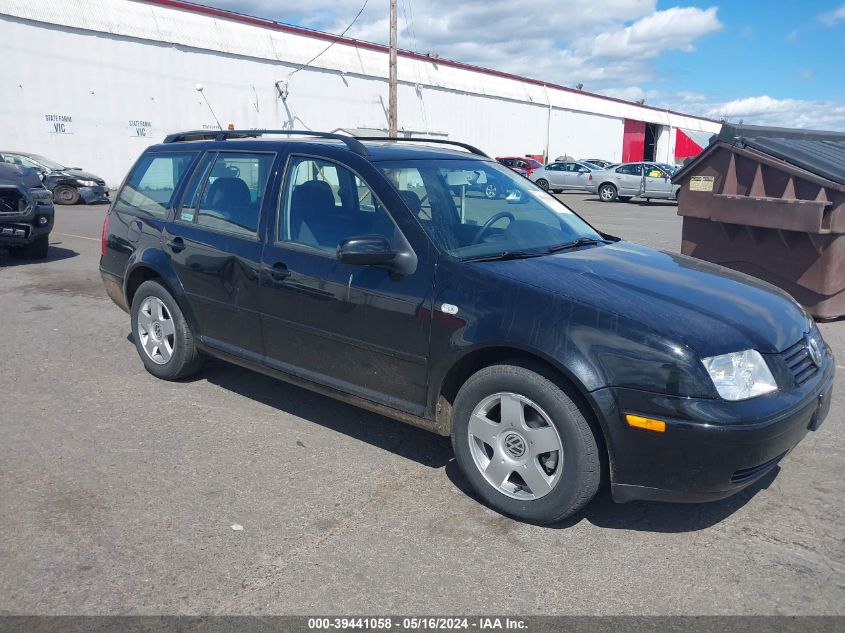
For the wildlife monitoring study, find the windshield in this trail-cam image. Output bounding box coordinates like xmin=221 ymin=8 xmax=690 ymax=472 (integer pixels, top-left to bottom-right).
xmin=24 ymin=154 xmax=66 ymax=171
xmin=379 ymin=159 xmax=604 ymax=260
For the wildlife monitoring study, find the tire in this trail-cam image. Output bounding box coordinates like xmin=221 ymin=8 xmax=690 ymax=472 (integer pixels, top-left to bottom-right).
xmin=53 ymin=185 xmax=80 ymax=205
xmin=618 ymin=196 xmax=632 ymax=202
xmin=598 ymin=183 xmax=617 ymax=202
xmin=451 ymin=361 xmax=601 ymax=524
xmin=21 ymin=234 xmax=49 ymax=259
xmin=535 ymin=178 xmax=550 ymax=191
xmin=483 ymin=182 xmax=500 ymax=199
xmin=130 ymin=280 xmax=204 ymax=380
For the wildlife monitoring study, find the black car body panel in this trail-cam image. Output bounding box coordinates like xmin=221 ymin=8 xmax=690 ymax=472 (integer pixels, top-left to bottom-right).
xmin=100 ymin=134 xmax=834 ymax=505
xmin=44 ymin=168 xmax=109 ymax=203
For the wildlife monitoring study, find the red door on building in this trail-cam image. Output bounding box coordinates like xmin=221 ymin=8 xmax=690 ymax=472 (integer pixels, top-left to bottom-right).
xmin=622 ymin=119 xmax=645 ymax=162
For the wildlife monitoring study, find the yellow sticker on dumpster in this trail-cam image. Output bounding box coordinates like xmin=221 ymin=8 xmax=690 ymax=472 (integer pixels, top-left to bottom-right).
xmin=689 ymin=176 xmax=714 ymax=192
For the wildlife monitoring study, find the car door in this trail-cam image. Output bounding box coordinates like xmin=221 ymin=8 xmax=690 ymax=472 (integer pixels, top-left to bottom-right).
xmin=643 ymin=165 xmax=673 ymax=198
xmin=566 ymin=162 xmax=593 ymax=190
xmin=544 ymin=163 xmax=566 ymax=188
xmin=615 ymin=163 xmax=644 ymax=195
xmin=259 ymin=152 xmax=434 ymax=414
xmin=163 ymin=150 xmax=278 ymax=358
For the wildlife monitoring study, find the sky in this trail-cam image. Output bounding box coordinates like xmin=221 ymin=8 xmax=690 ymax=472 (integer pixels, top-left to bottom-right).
xmin=201 ymin=0 xmax=845 ymax=129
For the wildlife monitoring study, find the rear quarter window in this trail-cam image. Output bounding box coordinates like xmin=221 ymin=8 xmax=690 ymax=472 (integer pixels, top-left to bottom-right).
xmin=115 ymin=152 xmax=196 ymax=218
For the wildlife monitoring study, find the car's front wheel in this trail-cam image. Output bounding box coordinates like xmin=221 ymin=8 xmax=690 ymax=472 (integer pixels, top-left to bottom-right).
xmin=130 ymin=280 xmax=204 ymax=380
xmin=53 ymin=185 xmax=80 ymax=205
xmin=451 ymin=361 xmax=601 ymax=524
xmin=535 ymin=178 xmax=550 ymax=191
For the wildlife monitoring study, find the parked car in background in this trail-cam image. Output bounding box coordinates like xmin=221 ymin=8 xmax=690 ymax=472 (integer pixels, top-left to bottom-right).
xmin=0 ymin=163 xmax=54 ymax=258
xmin=446 ymin=167 xmax=513 ymax=199
xmin=496 ymin=156 xmax=543 ymax=177
xmin=588 ymin=162 xmax=679 ymax=202
xmin=531 ymin=160 xmax=600 ymax=192
xmin=0 ymin=151 xmax=108 ymax=205
xmin=580 ymin=159 xmax=614 ymax=169
xmin=100 ymin=129 xmax=833 ymax=524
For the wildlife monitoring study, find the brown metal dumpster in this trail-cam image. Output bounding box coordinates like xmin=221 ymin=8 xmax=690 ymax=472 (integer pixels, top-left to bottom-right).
xmin=672 ymin=123 xmax=845 ymax=319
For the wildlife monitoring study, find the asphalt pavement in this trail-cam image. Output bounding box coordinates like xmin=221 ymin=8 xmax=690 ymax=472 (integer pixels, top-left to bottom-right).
xmin=0 ymin=193 xmax=842 ymax=615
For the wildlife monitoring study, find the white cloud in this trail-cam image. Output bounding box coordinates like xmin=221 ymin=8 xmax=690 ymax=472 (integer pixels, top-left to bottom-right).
xmin=818 ymin=5 xmax=845 ymax=26
xmin=202 ymin=1 xmax=721 ymax=88
xmin=582 ymin=7 xmax=722 ymax=59
xmin=705 ymin=96 xmax=845 ymax=130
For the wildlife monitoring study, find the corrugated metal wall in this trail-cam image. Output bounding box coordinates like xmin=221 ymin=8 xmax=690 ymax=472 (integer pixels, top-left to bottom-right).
xmin=0 ymin=0 xmax=721 ymax=186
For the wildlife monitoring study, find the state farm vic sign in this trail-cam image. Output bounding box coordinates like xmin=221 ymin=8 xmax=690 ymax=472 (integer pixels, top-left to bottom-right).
xmin=45 ymin=114 xmax=73 ymax=134
xmin=129 ymin=119 xmax=153 ymax=138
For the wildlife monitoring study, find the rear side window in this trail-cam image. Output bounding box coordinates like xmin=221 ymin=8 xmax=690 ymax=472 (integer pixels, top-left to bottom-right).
xmin=115 ymin=152 xmax=196 ymax=218
xmin=179 ymin=152 xmax=274 ymax=237
xmin=617 ymin=164 xmax=643 ymax=176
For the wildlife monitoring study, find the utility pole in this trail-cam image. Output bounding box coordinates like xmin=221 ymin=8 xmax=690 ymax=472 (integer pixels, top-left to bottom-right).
xmin=388 ymin=0 xmax=398 ymax=137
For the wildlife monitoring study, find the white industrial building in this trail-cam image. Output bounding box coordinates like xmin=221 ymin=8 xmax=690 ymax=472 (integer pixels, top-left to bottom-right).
xmin=0 ymin=0 xmax=722 ymax=187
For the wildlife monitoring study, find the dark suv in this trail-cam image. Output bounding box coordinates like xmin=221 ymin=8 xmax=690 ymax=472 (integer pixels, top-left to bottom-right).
xmin=0 ymin=163 xmax=55 ymax=259
xmin=100 ymin=130 xmax=834 ymax=524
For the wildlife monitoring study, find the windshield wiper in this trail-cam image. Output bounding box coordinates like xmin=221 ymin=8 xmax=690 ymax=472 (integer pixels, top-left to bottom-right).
xmin=546 ymin=237 xmax=609 ymax=253
xmin=461 ymin=250 xmax=548 ymax=263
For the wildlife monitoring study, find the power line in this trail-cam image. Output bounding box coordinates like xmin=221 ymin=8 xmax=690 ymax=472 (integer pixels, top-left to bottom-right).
xmin=288 ymin=0 xmax=370 ymax=78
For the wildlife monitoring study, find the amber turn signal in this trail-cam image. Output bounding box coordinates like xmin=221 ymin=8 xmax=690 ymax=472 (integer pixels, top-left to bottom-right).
xmin=625 ymin=414 xmax=666 ymax=433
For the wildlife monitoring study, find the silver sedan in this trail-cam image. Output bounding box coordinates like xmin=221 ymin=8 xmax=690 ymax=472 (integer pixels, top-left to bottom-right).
xmin=586 ymin=162 xmax=680 ymax=202
xmin=530 ymin=161 xmax=601 ymax=193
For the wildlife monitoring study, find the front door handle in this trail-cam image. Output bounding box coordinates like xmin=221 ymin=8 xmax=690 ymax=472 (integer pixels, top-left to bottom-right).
xmin=166 ymin=237 xmax=186 ymax=253
xmin=266 ymin=262 xmax=291 ymax=284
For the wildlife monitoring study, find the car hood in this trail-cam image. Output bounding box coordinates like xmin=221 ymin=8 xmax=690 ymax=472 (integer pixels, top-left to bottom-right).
xmin=483 ymin=241 xmax=808 ymax=355
xmin=54 ymin=168 xmax=103 ymax=182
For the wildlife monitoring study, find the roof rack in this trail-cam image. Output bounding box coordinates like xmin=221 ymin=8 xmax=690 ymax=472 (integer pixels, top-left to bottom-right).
xmin=353 ymin=136 xmax=489 ymax=158
xmin=161 ymin=129 xmax=369 ymax=156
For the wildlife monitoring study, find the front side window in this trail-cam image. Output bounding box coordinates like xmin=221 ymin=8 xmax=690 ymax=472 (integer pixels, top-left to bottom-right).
xmin=115 ymin=152 xmax=196 ymax=217
xmin=279 ymin=157 xmax=396 ymax=252
xmin=379 ymin=159 xmax=603 ymax=260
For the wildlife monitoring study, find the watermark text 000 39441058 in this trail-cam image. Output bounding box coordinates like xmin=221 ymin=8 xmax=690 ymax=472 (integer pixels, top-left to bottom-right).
xmin=0 ymin=617 xmax=842 ymax=633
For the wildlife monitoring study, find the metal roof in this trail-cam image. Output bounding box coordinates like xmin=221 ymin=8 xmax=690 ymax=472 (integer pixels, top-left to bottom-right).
xmin=718 ymin=124 xmax=845 ymax=186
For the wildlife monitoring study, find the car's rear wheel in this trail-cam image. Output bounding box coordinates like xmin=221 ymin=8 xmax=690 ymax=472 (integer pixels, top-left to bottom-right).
xmin=483 ymin=182 xmax=500 ymax=199
xmin=53 ymin=185 xmax=80 ymax=205
xmin=451 ymin=361 xmax=601 ymax=524
xmin=598 ymin=183 xmax=617 ymax=202
xmin=130 ymin=280 xmax=204 ymax=380
xmin=535 ymin=178 xmax=550 ymax=191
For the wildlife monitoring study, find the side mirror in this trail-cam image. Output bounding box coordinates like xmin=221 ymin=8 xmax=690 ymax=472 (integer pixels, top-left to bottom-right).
xmin=337 ymin=235 xmax=396 ymax=266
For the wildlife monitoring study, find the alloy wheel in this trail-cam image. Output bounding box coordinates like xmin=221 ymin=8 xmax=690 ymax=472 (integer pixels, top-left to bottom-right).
xmin=137 ymin=296 xmax=176 ymax=365
xmin=467 ymin=392 xmax=563 ymax=500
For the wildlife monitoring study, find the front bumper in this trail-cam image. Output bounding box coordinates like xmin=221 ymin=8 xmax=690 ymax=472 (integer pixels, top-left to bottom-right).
xmin=0 ymin=203 xmax=54 ymax=246
xmin=78 ymin=185 xmax=109 ymax=204
xmin=592 ymin=348 xmax=835 ymax=504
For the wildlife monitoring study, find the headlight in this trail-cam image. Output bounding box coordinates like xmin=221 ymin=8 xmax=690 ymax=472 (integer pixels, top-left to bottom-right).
xmin=701 ymin=349 xmax=777 ymax=401
xmin=76 ymin=179 xmax=97 ymax=187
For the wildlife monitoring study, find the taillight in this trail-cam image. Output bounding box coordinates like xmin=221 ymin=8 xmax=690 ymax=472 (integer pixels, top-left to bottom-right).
xmin=101 ymin=212 xmax=110 ymax=256
xmin=589 ymin=173 xmax=593 ymax=180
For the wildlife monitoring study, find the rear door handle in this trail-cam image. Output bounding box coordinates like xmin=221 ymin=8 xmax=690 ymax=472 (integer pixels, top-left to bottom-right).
xmin=166 ymin=237 xmax=186 ymax=253
xmin=266 ymin=262 xmax=291 ymax=284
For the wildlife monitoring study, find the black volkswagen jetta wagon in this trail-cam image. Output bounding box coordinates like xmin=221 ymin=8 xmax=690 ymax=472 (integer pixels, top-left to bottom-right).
xmin=100 ymin=130 xmax=834 ymax=523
